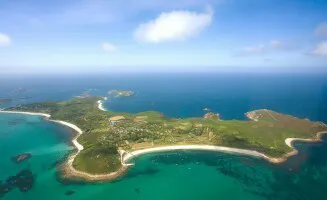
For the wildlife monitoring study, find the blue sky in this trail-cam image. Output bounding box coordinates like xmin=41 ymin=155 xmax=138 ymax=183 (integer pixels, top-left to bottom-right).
xmin=0 ymin=0 xmax=327 ymax=73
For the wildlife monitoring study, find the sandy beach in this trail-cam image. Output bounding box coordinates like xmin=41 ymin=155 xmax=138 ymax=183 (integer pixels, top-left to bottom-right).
xmin=280 ymin=131 xmax=327 ymax=162
xmin=122 ymin=131 xmax=327 ymax=165
xmin=0 ymin=110 xmax=91 ymax=177
xmin=0 ymin=109 xmax=129 ymax=182
xmin=0 ymin=110 xmax=83 ymax=150
xmin=51 ymin=120 xmax=84 ymax=150
xmin=0 ymin=110 xmax=51 ymax=118
xmin=97 ymin=97 xmax=107 ymax=111
xmin=122 ymin=145 xmax=270 ymax=164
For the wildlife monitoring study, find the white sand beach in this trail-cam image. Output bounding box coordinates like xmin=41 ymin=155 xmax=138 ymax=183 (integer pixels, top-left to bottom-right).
xmin=0 ymin=110 xmax=84 ymax=150
xmin=0 ymin=110 xmax=51 ymax=118
xmin=51 ymin=120 xmax=84 ymax=150
xmin=97 ymin=100 xmax=107 ymax=111
xmin=0 ymin=109 xmax=125 ymax=181
xmin=122 ymin=145 xmax=270 ymax=164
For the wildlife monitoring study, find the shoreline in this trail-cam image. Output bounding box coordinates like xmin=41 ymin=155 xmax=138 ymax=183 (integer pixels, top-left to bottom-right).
xmin=0 ymin=110 xmax=51 ymax=118
xmin=1 ymin=108 xmax=327 ymax=182
xmin=0 ymin=109 xmax=130 ymax=182
xmin=97 ymin=97 xmax=107 ymax=111
xmin=0 ymin=110 xmax=125 ymax=181
xmin=121 ymin=131 xmax=327 ymax=165
xmin=122 ymin=145 xmax=270 ymax=164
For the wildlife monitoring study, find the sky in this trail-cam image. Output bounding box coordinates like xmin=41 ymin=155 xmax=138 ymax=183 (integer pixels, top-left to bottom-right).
xmin=0 ymin=0 xmax=327 ymax=73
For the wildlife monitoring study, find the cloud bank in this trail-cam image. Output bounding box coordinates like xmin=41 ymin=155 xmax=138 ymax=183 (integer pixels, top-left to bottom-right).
xmin=312 ymin=41 xmax=327 ymax=56
xmin=134 ymin=7 xmax=213 ymax=43
xmin=0 ymin=33 xmax=11 ymax=46
xmin=101 ymin=43 xmax=117 ymax=52
xmin=236 ymin=40 xmax=288 ymax=56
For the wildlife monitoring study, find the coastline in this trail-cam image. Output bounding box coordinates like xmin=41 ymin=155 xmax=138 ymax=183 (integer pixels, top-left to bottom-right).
xmin=1 ymin=106 xmax=327 ymax=182
xmin=121 ymin=131 xmax=326 ymax=165
xmin=97 ymin=97 xmax=107 ymax=111
xmin=0 ymin=110 xmax=126 ymax=182
xmin=122 ymin=145 xmax=270 ymax=164
xmin=0 ymin=109 xmax=130 ymax=182
xmin=279 ymin=131 xmax=327 ymax=162
xmin=0 ymin=110 xmax=51 ymax=118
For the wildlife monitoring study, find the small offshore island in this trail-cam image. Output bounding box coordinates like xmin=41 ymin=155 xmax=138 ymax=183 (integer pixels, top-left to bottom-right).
xmin=1 ymin=96 xmax=327 ymax=182
xmin=108 ymin=90 xmax=134 ymax=97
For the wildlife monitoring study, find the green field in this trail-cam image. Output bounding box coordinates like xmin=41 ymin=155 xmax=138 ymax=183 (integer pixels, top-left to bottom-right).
xmin=6 ymin=97 xmax=327 ymax=174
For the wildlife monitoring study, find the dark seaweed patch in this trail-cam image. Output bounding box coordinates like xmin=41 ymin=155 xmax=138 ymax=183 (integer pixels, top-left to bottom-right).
xmin=64 ymin=190 xmax=75 ymax=196
xmin=134 ymin=188 xmax=141 ymax=194
xmin=125 ymin=168 xmax=159 ymax=179
xmin=0 ymin=169 xmax=35 ymax=197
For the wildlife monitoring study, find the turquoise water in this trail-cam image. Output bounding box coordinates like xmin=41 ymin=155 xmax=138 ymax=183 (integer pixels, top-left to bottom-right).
xmin=1 ymin=73 xmax=327 ymax=199
xmin=0 ymin=114 xmax=267 ymax=200
xmin=1 ymin=114 xmax=327 ymax=199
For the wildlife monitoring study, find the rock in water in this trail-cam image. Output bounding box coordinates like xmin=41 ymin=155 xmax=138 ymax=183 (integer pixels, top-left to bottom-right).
xmin=65 ymin=190 xmax=75 ymax=196
xmin=12 ymin=153 xmax=31 ymax=163
xmin=5 ymin=169 xmax=35 ymax=193
xmin=203 ymin=112 xmax=220 ymax=120
xmin=134 ymin=188 xmax=141 ymax=194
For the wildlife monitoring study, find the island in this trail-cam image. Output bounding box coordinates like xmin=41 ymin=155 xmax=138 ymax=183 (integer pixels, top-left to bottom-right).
xmin=108 ymin=90 xmax=134 ymax=97
xmin=0 ymin=97 xmax=32 ymax=105
xmin=0 ymin=98 xmax=13 ymax=105
xmin=1 ymin=96 xmax=327 ymax=182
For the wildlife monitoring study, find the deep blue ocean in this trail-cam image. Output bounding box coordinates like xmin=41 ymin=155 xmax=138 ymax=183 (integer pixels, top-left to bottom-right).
xmin=1 ymin=73 xmax=327 ymax=200
xmin=1 ymin=73 xmax=327 ymax=121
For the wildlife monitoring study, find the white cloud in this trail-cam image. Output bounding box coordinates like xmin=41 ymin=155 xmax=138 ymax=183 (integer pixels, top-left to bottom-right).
xmin=101 ymin=43 xmax=117 ymax=52
xmin=270 ymin=40 xmax=282 ymax=47
xmin=0 ymin=33 xmax=11 ymax=46
xmin=242 ymin=44 xmax=266 ymax=54
xmin=315 ymin=22 xmax=327 ymax=36
xmin=236 ymin=40 xmax=285 ymax=56
xmin=312 ymin=41 xmax=327 ymax=56
xmin=134 ymin=7 xmax=213 ymax=43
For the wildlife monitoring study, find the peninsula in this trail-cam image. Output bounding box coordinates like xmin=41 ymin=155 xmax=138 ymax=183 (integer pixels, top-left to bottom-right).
xmin=2 ymin=96 xmax=327 ymax=181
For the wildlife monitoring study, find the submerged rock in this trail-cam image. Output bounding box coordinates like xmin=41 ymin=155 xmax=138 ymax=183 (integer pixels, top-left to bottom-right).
xmin=134 ymin=188 xmax=141 ymax=194
xmin=0 ymin=169 xmax=35 ymax=197
xmin=12 ymin=153 xmax=31 ymax=163
xmin=6 ymin=169 xmax=35 ymax=192
xmin=0 ymin=181 xmax=11 ymax=197
xmin=65 ymin=190 xmax=75 ymax=196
